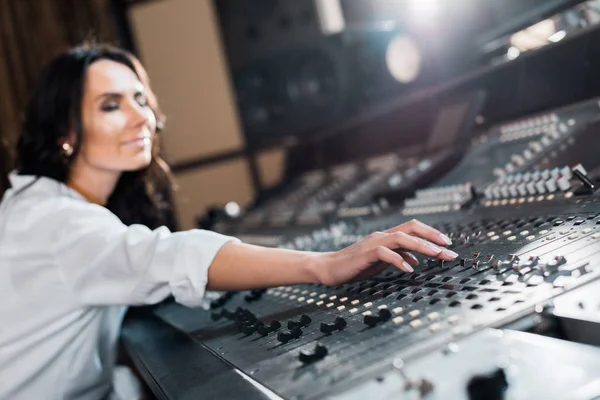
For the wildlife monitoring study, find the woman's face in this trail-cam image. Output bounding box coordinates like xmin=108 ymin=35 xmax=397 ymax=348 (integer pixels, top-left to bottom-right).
xmin=74 ymin=59 xmax=157 ymax=174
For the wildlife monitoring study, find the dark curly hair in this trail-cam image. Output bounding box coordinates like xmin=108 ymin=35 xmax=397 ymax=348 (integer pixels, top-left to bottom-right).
xmin=0 ymin=137 xmax=12 ymax=197
xmin=12 ymin=43 xmax=175 ymax=229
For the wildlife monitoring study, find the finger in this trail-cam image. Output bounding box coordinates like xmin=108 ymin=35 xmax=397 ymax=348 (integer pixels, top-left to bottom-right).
xmin=385 ymin=219 xmax=452 ymax=246
xmin=399 ymin=251 xmax=419 ymax=267
xmin=369 ymin=246 xmax=414 ymax=272
xmin=352 ymin=263 xmax=389 ymax=282
xmin=365 ymin=231 xmax=387 ymax=241
xmin=382 ymin=232 xmax=458 ymax=261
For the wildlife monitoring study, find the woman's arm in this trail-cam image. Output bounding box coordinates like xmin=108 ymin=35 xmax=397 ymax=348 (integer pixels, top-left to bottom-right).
xmin=207 ymin=219 xmax=458 ymax=291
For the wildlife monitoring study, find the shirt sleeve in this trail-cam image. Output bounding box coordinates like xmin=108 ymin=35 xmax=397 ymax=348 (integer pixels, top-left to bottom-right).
xmin=52 ymin=200 xmax=240 ymax=307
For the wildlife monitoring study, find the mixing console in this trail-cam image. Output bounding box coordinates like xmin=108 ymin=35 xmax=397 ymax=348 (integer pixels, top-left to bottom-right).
xmin=234 ymin=152 xmax=440 ymax=230
xmin=147 ymin=96 xmax=600 ymax=399
xmin=155 ymin=188 xmax=600 ymax=398
xmin=435 ymin=97 xmax=600 ymax=188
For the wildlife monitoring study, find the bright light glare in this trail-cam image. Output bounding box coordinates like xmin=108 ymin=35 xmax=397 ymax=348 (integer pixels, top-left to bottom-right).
xmin=224 ymin=202 xmax=241 ymax=218
xmin=548 ymin=30 xmax=566 ymax=42
xmin=511 ymin=19 xmax=556 ymax=51
xmin=406 ymin=0 xmax=440 ymax=19
xmin=314 ymin=0 xmax=345 ymax=35
xmin=386 ymin=34 xmax=422 ymax=83
xmin=507 ymin=46 xmax=521 ymax=60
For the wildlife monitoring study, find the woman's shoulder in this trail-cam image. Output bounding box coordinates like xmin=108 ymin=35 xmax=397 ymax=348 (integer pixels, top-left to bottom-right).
xmin=1 ymin=174 xmax=122 ymax=232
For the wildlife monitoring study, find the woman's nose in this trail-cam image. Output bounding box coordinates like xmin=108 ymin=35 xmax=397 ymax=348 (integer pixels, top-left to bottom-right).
xmin=128 ymin=100 xmax=150 ymax=126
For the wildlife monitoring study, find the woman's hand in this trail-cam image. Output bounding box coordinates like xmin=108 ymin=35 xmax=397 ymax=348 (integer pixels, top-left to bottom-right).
xmin=309 ymin=219 xmax=458 ymax=286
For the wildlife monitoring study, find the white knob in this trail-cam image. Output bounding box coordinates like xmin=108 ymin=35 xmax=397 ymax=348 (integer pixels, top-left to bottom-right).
xmin=535 ymin=180 xmax=547 ymax=194
xmin=559 ymin=166 xmax=572 ymax=180
xmin=517 ymin=182 xmax=528 ymax=197
xmin=557 ymin=176 xmax=571 ymax=191
xmin=544 ymin=179 xmax=557 ymax=193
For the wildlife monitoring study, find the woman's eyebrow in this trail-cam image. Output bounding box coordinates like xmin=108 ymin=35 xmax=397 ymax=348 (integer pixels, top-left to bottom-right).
xmin=94 ymin=92 xmax=123 ymax=101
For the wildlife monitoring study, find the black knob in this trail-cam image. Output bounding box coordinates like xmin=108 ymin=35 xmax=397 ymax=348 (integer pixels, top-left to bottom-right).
xmin=288 ymin=314 xmax=312 ymax=329
xmin=221 ymin=309 xmax=235 ymax=320
xmin=244 ymin=289 xmax=266 ymax=303
xmin=235 ymin=307 xmax=246 ymax=316
xmin=245 ymin=288 xmax=267 ymax=302
xmin=277 ymin=327 xmax=303 ymax=344
xmin=299 ymin=314 xmax=311 ymax=326
xmin=270 ymin=320 xmax=282 ymax=331
xmin=290 ymin=326 xmax=303 ymax=339
xmin=244 ymin=294 xmax=259 ymax=302
xmin=210 ymin=299 xmax=224 ymax=309
xmin=277 ymin=331 xmax=291 ymax=343
xmin=378 ymin=309 xmax=392 ymax=322
xmin=320 ymin=317 xmax=347 ymax=334
xmin=364 ymin=314 xmax=380 ymax=327
xmin=334 ymin=317 xmax=347 ymax=329
xmin=320 ymin=322 xmax=335 ymax=334
xmin=210 ymin=291 xmax=236 ymax=309
xmin=256 ymin=323 xmax=271 ymax=336
xmin=241 ymin=324 xmax=257 ymax=335
xmin=298 ymin=343 xmax=328 ymax=364
xmin=467 ymin=368 xmax=508 ymax=400
xmin=244 ymin=312 xmax=257 ymax=324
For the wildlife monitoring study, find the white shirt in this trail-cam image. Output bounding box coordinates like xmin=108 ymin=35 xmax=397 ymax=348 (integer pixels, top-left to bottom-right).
xmin=0 ymin=173 xmax=239 ymax=400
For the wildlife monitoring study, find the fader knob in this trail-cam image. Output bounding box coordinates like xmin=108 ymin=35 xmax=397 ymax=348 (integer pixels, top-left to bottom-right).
xmin=541 ymin=170 xmax=550 ymax=180
xmin=466 ymin=368 xmax=508 ymax=400
xmin=221 ymin=309 xmax=235 ymax=320
xmin=320 ymin=317 xmax=347 ymax=334
xmin=277 ymin=331 xmax=292 ymax=343
xmin=544 ymin=179 xmax=558 ymax=193
xmin=277 ymin=326 xmax=303 ymax=343
xmin=270 ymin=320 xmax=282 ymax=331
xmin=298 ymin=343 xmax=328 ymax=364
xmin=535 ymin=180 xmax=547 ymax=194
xmin=559 ymin=166 xmax=572 ymax=180
xmin=572 ymin=163 xmax=596 ymax=192
xmin=364 ymin=314 xmax=380 ymax=327
xmin=288 ymin=314 xmax=312 ymax=329
xmin=378 ymin=308 xmax=392 ymax=321
xmin=241 ymin=324 xmax=257 ymax=335
xmin=556 ymin=175 xmax=571 ymax=191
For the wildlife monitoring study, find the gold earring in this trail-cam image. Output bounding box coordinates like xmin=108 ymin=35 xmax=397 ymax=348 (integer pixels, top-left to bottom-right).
xmin=61 ymin=142 xmax=73 ymax=158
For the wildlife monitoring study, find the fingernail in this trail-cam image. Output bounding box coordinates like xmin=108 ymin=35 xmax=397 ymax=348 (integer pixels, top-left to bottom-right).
xmin=402 ymin=261 xmax=414 ymax=272
xmin=407 ymin=253 xmax=419 ymax=265
xmin=428 ymin=243 xmax=443 ymax=254
xmin=439 ymin=233 xmax=452 ymax=245
xmin=443 ymin=249 xmax=459 ymax=259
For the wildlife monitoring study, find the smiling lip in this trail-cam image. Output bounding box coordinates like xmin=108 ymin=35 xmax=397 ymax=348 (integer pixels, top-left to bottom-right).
xmin=123 ymin=136 xmax=151 ymax=146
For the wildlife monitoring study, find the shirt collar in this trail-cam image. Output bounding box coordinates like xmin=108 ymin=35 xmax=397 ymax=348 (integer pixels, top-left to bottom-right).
xmin=7 ymin=171 xmax=86 ymax=202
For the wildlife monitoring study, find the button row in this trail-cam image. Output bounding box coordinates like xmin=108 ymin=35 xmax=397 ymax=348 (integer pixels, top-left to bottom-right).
xmin=484 ymin=166 xmax=572 ymax=200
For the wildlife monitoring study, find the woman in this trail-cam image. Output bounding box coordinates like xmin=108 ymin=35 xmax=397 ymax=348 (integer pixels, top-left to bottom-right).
xmin=0 ymin=43 xmax=458 ymax=400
